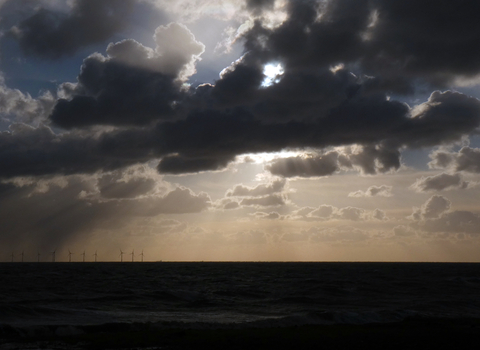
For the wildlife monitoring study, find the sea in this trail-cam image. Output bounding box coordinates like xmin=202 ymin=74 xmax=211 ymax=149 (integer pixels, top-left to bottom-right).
xmin=1 ymin=262 xmax=480 ymax=343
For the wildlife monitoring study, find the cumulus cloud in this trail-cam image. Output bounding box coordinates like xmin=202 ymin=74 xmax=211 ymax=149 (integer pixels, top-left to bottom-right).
xmin=371 ymin=208 xmax=387 ymax=221
xmin=296 ymin=204 xmax=387 ymax=221
xmin=268 ymin=145 xmax=401 ymax=178
xmin=420 ymin=211 xmax=480 ymax=234
xmin=0 ymin=170 xmax=210 ymax=250
xmin=226 ymin=178 xmax=286 ymax=197
xmin=0 ymin=76 xmax=55 ymax=123
xmin=309 ymin=205 xmax=335 ymax=219
xmin=223 ymin=200 xmax=240 ymax=210
xmin=410 ymin=195 xmax=451 ymax=221
xmin=409 ymin=195 xmax=480 ymax=235
xmin=10 ymin=0 xmax=136 ymax=59
xmin=240 ymin=194 xmax=286 ymax=207
xmin=253 ymin=211 xmax=282 ymax=220
xmin=429 ymin=147 xmax=480 ymax=174
xmin=96 ymin=165 xmax=167 ymax=199
xmin=393 ymin=225 xmax=416 ymax=237
xmin=218 ymin=178 xmax=288 ymax=208
xmin=106 ymin=22 xmax=205 ymax=79
xmin=50 ymin=23 xmax=204 ymax=129
xmin=411 ymin=173 xmax=469 ymax=192
xmin=348 ymin=185 xmax=393 ymax=197
xmin=309 ymin=226 xmax=369 ymax=243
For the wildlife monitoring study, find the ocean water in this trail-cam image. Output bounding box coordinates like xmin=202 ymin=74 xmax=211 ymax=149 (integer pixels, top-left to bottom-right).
xmin=1 ymin=262 xmax=480 ymax=334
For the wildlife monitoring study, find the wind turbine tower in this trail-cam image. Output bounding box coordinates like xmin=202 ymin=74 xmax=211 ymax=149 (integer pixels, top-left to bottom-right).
xmin=93 ymin=250 xmax=98 ymax=262
xmin=131 ymin=249 xmax=134 ymax=262
xmin=140 ymin=250 xmax=144 ymax=262
xmin=68 ymin=249 xmax=74 ymax=262
xmin=51 ymin=250 xmax=56 ymax=263
xmin=119 ymin=249 xmax=124 ymax=262
xmin=82 ymin=250 xmax=86 ymax=262
xmin=37 ymin=251 xmax=41 ymax=263
xmin=21 ymin=251 xmax=24 ymax=263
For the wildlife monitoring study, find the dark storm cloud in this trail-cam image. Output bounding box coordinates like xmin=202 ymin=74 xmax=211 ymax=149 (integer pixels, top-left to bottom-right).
xmin=247 ymin=0 xmax=480 ymax=89
xmin=98 ymin=175 xmax=156 ymax=199
xmin=245 ymin=0 xmax=276 ymax=15
xmin=157 ymin=154 xmax=233 ymax=174
xmin=10 ymin=0 xmax=135 ymax=59
xmin=50 ymin=22 xmax=204 ymax=128
xmin=2 ymin=0 xmax=480 ymax=178
xmin=268 ymin=152 xmax=339 ymax=178
xmin=50 ymin=55 xmax=180 ymax=128
xmin=6 ymin=89 xmax=480 ymax=178
xmin=0 ymin=124 xmax=152 ymax=179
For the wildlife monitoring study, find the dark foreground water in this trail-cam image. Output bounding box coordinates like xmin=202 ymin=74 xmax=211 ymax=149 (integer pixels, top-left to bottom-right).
xmin=1 ymin=262 xmax=480 ymax=348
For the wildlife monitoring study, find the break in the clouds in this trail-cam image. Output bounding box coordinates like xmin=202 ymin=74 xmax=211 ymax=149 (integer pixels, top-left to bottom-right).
xmin=2 ymin=0 xmax=480 ymax=261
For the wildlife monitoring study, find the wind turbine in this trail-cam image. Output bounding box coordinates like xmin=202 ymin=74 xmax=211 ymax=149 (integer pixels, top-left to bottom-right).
xmin=93 ymin=250 xmax=98 ymax=262
xmin=119 ymin=249 xmax=124 ymax=262
xmin=81 ymin=250 xmax=86 ymax=262
xmin=21 ymin=251 xmax=24 ymax=263
xmin=37 ymin=251 xmax=41 ymax=263
xmin=68 ymin=249 xmax=74 ymax=262
xmin=131 ymin=249 xmax=134 ymax=262
xmin=140 ymin=250 xmax=144 ymax=262
xmin=51 ymin=250 xmax=56 ymax=262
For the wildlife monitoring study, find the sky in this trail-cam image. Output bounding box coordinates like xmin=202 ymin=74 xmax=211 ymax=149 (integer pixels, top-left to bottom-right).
xmin=1 ymin=0 xmax=480 ymax=262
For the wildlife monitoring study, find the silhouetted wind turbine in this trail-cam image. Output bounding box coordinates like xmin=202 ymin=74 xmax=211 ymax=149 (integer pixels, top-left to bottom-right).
xmin=37 ymin=251 xmax=41 ymax=263
xmin=68 ymin=249 xmax=74 ymax=262
xmin=131 ymin=249 xmax=135 ymax=262
xmin=93 ymin=250 xmax=98 ymax=262
xmin=81 ymin=250 xmax=86 ymax=262
xmin=119 ymin=249 xmax=124 ymax=262
xmin=140 ymin=250 xmax=144 ymax=262
xmin=51 ymin=250 xmax=56 ymax=262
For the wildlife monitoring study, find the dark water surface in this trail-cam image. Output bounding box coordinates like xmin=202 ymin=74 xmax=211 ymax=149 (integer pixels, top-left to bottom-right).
xmin=1 ymin=262 xmax=480 ymax=331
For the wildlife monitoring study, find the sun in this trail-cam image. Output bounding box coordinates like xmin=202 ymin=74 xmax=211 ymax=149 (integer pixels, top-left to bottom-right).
xmin=261 ymin=63 xmax=284 ymax=87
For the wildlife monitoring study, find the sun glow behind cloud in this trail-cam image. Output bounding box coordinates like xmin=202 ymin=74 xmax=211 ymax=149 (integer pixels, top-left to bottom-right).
xmin=238 ymin=150 xmax=305 ymax=164
xmin=261 ymin=63 xmax=284 ymax=87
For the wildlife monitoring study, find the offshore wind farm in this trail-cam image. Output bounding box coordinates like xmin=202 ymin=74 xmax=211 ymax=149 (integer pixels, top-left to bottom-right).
xmin=4 ymin=249 xmax=149 ymax=262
